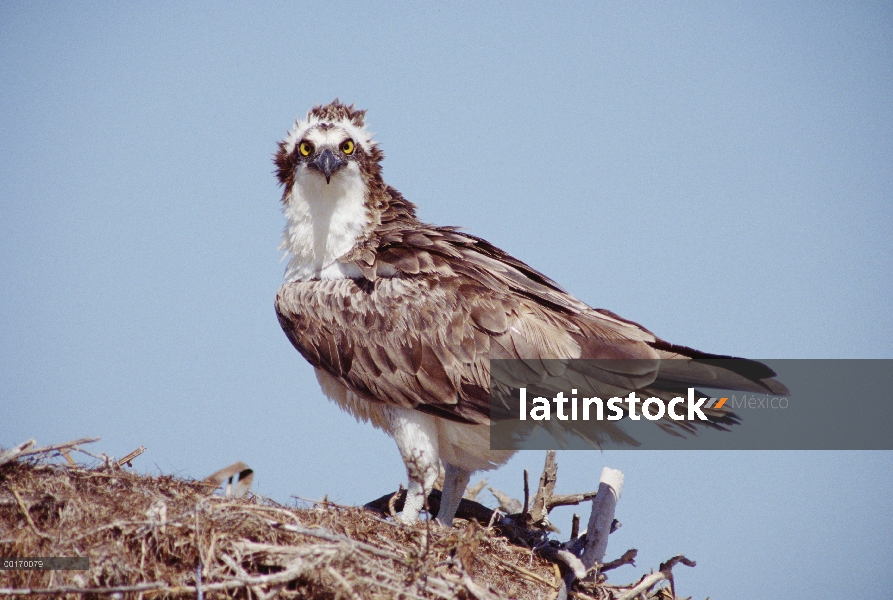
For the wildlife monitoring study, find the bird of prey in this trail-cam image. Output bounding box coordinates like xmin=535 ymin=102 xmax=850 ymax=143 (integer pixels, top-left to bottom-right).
xmin=274 ymin=100 xmax=786 ymax=526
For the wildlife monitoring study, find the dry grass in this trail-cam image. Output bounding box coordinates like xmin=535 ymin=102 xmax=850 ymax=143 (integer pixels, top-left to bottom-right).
xmin=0 ymin=442 xmax=696 ymax=599
xmin=0 ymin=457 xmax=561 ymax=599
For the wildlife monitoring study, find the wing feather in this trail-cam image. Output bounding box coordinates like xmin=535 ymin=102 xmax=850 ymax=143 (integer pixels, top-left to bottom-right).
xmin=276 ymin=220 xmax=783 ymax=430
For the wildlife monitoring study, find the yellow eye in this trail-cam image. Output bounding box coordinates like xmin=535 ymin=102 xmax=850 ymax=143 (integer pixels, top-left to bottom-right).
xmin=299 ymin=141 xmax=313 ymax=157
xmin=341 ymin=139 xmax=355 ymax=155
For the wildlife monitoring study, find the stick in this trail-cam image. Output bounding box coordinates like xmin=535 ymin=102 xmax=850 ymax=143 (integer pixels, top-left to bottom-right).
xmin=580 ymin=467 xmax=624 ymax=572
xmin=489 ymin=554 xmax=559 ymax=590
xmin=11 ymin=488 xmax=54 ymax=540
xmin=570 ymin=514 xmax=580 ymax=540
xmin=0 ymin=560 xmax=311 ymax=596
xmin=117 ymin=446 xmax=146 ymax=468
xmin=265 ymin=523 xmax=406 ymax=562
xmin=610 ymin=555 xmax=696 ymax=600
xmin=529 ymin=451 xmax=557 ymax=524
xmin=522 ymin=469 xmax=530 ymax=515
xmin=0 ymin=438 xmax=100 ymax=467
xmin=0 ymin=440 xmax=35 ymax=466
xmin=600 ymin=548 xmax=637 ymax=573
xmin=547 ymin=492 xmax=599 ymax=510
xmin=488 ymin=486 xmax=523 ymax=514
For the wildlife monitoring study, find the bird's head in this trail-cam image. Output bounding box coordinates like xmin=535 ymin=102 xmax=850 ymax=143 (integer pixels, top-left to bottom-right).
xmin=275 ymin=100 xmax=396 ymax=281
xmin=275 ymin=99 xmax=383 ymax=197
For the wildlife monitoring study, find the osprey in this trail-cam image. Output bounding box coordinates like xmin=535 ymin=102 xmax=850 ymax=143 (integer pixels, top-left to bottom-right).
xmin=274 ymin=100 xmax=785 ymax=526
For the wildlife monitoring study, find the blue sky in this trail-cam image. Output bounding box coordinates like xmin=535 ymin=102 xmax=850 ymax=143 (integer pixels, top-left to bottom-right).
xmin=1 ymin=3 xmax=891 ymax=598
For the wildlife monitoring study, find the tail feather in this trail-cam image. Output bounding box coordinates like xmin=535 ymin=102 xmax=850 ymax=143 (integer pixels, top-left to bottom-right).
xmin=650 ymin=339 xmax=789 ymax=396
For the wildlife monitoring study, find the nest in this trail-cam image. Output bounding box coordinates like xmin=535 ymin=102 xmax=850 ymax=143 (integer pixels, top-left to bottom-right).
xmin=0 ymin=440 xmax=696 ymax=599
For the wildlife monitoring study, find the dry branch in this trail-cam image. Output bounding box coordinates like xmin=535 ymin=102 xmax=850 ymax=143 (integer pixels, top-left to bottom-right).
xmin=464 ymin=478 xmax=488 ymax=502
xmin=488 ymin=486 xmax=523 ymax=514
xmin=580 ymin=467 xmax=624 ymax=571
xmin=613 ymin=555 xmax=696 ymax=600
xmin=528 ymin=450 xmax=558 ymax=524
xmin=601 ymin=549 xmax=638 ymax=573
xmin=0 ymin=437 xmax=100 ymax=467
xmin=116 ymin=445 xmax=146 ymax=468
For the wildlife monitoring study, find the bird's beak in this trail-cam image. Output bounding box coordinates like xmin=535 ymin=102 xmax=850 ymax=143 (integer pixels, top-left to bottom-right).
xmin=308 ymin=148 xmax=347 ymax=184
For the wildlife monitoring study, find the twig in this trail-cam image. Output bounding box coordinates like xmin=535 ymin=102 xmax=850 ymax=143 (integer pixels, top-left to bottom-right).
xmin=659 ymin=554 xmax=696 ymax=571
xmin=458 ymin=571 xmax=503 ymax=600
xmin=568 ymin=591 xmax=600 ymax=600
xmin=522 ymin=469 xmax=530 ymax=515
xmin=70 ymin=504 xmax=206 ymax=542
xmin=290 ymin=495 xmax=354 ymax=509
xmin=0 ymin=438 xmax=100 ymax=467
xmin=71 ymin=447 xmax=110 ymax=462
xmin=529 ymin=451 xmax=558 ymax=524
xmin=326 ymin=566 xmax=362 ymax=600
xmin=551 ymin=563 xmax=563 ymax=599
xmin=372 ymin=578 xmax=438 ymax=600
xmin=267 ymin=522 xmax=406 ymax=562
xmin=488 ymin=553 xmax=559 ymax=590
xmin=195 ymin=563 xmax=203 ymax=600
xmin=488 ymin=486 xmax=523 ymax=514
xmin=0 ymin=560 xmax=311 ymax=596
xmin=0 ymin=581 xmax=170 ymax=596
xmin=548 ymin=492 xmax=600 ymax=510
xmin=11 ymin=488 xmax=54 ymax=540
xmin=614 ymin=554 xmax=696 ymax=600
xmin=117 ymin=446 xmax=146 ymax=468
xmin=600 ymin=549 xmax=637 ymax=573
xmin=615 ymin=571 xmax=670 ymax=600
xmin=0 ymin=440 xmax=36 ymax=466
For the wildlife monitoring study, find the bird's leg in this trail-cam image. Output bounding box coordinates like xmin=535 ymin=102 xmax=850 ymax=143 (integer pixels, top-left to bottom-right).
xmin=438 ymin=463 xmax=472 ymax=527
xmin=387 ymin=408 xmax=441 ymax=524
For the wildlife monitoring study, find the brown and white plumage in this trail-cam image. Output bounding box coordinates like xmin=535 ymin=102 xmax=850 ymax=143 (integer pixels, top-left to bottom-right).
xmin=274 ymin=100 xmax=786 ymax=525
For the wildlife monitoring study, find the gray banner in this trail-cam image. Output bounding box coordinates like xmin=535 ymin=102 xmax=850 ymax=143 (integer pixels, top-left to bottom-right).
xmin=0 ymin=557 xmax=89 ymax=570
xmin=489 ymin=359 xmax=893 ymax=450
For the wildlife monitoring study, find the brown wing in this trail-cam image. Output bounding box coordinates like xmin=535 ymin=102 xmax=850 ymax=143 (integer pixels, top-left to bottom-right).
xmin=277 ymin=181 xmax=786 ymax=440
xmin=275 ymin=223 xmax=665 ymax=427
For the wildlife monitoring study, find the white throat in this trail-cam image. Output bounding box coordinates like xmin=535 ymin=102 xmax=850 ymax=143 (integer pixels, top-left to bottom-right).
xmin=282 ymin=163 xmax=369 ymax=282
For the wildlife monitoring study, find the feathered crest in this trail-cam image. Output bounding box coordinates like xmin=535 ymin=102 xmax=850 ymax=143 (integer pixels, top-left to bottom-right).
xmin=279 ymin=99 xmax=375 ymax=157
xmin=308 ymin=99 xmax=367 ymax=127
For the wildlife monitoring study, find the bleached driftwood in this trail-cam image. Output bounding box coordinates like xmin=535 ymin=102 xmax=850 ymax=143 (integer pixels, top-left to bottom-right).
xmin=580 ymin=467 xmax=624 ymax=571
xmin=613 ymin=554 xmax=696 ymax=600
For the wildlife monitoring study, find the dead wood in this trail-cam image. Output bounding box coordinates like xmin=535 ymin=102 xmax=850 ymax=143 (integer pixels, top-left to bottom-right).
xmin=488 ymin=486 xmax=523 ymax=514
xmin=528 ymin=450 xmax=557 ymax=525
xmin=601 ymin=549 xmax=638 ymax=573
